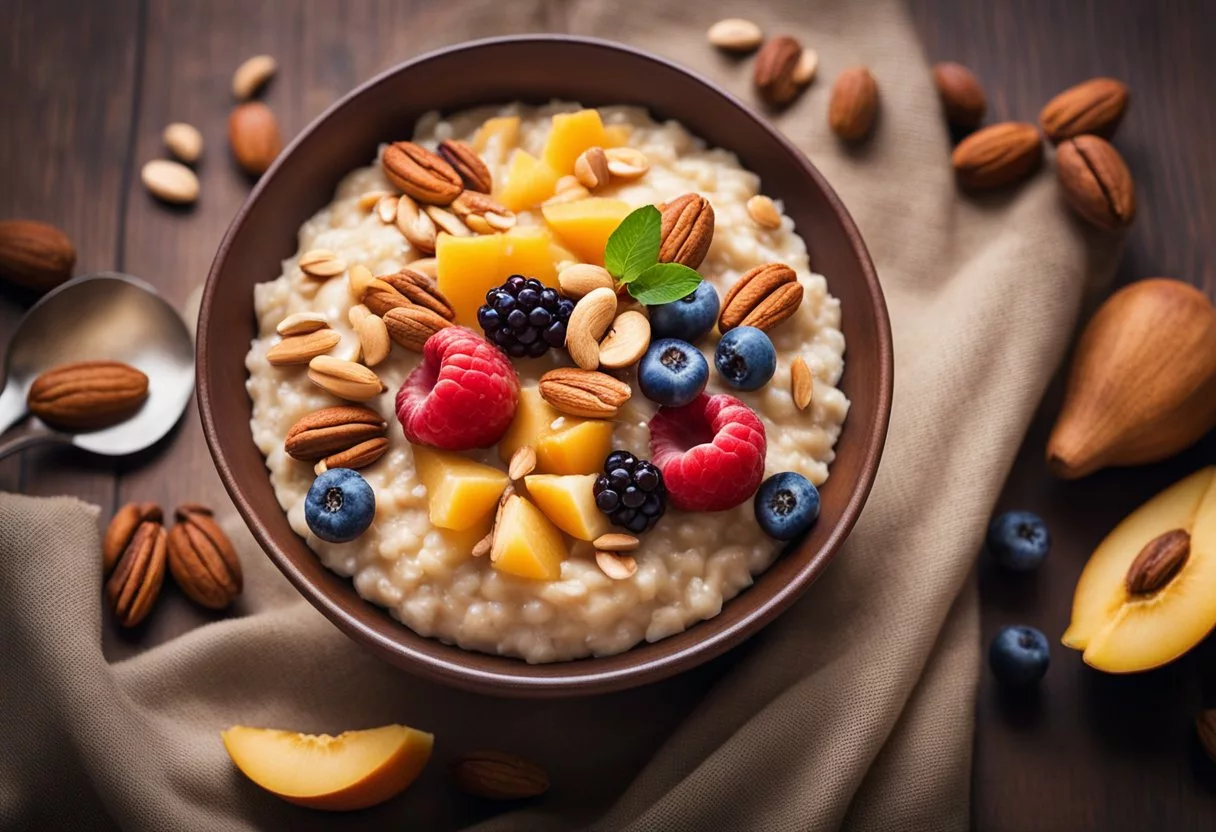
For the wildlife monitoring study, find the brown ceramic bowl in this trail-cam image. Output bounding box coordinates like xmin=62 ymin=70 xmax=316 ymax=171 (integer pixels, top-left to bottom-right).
xmin=200 ymin=35 xmax=892 ymax=698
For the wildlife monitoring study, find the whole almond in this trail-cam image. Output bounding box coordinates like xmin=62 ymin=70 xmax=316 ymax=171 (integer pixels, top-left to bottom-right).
xmin=932 ymin=62 xmax=987 ymax=128
xmin=719 ymin=263 xmax=803 ymax=333
xmin=707 ymin=18 xmax=763 ymax=52
xmin=307 ymin=356 xmax=386 ymax=401
xmin=659 ymin=194 xmax=715 ymax=269
xmin=265 ymin=328 xmax=341 ymax=365
xmin=382 ymin=141 xmax=462 ymax=206
xmin=1125 ymin=529 xmax=1190 ymax=596
xmin=28 ymin=361 xmax=149 ymax=430
xmin=284 ymin=405 xmax=387 ymax=461
xmin=604 ymin=147 xmax=649 ymax=180
xmin=574 ymin=147 xmax=611 ymax=190
xmin=141 ymin=159 xmax=199 ymax=204
xmin=539 ymin=367 xmax=631 ymax=418
xmin=105 ymin=520 xmax=167 ymax=627
xmin=1040 ymin=77 xmax=1130 ymax=142
xmin=232 ymin=54 xmax=276 ymax=100
xmin=228 ymin=102 xmax=282 ymax=176
xmin=790 ymin=356 xmax=814 ymax=410
xmin=754 ymin=35 xmax=803 ymax=106
xmin=162 ymin=122 xmax=204 ymax=163
xmin=829 ymin=67 xmax=879 ymax=142
xmin=558 ymin=263 xmax=614 ymax=299
xmin=103 ymin=502 xmax=163 ymax=575
xmin=362 ymin=279 xmax=411 ymax=317
xmin=1056 ymin=135 xmax=1136 ymax=232
xmin=383 ymin=305 xmax=452 ymax=351
xmin=396 ymin=194 xmax=439 ymax=254
xmin=598 ymin=310 xmax=651 ymax=369
xmin=378 ymin=269 xmax=454 ymax=319
xmin=951 ymin=122 xmax=1043 ymax=189
xmin=376 ymin=194 xmax=399 ymax=224
xmin=451 ymin=191 xmax=516 ymax=234
xmin=354 ymin=310 xmax=391 ymax=366
xmin=746 ymin=195 xmax=782 ymax=230
xmin=168 ymin=505 xmax=242 ymax=609
xmin=0 ymin=219 xmax=76 ymax=292
xmin=314 ymin=437 xmax=390 ymax=475
xmin=566 ymin=287 xmax=618 ymax=370
xmin=453 ymin=751 xmax=549 ymax=800
xmin=276 ymin=312 xmax=329 ymax=336
xmin=593 ymin=533 xmax=639 ymax=552
xmin=437 ymin=139 xmax=492 ymax=193
xmin=298 ymin=248 xmax=347 ymax=279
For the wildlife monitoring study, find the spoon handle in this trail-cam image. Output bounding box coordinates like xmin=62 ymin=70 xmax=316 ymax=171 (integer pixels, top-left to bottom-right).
xmin=0 ymin=382 xmax=25 ymax=436
xmin=0 ymin=423 xmax=68 ymax=461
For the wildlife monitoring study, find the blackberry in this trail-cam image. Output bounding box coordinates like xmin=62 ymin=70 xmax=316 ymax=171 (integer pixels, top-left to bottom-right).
xmin=593 ymin=450 xmax=667 ymax=534
xmin=477 ymin=275 xmax=575 ymax=359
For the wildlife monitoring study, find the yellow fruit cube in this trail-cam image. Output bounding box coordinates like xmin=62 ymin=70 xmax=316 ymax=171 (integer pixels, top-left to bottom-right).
xmin=536 ymin=418 xmax=614 ymax=475
xmin=471 ymin=115 xmax=521 ymax=154
xmin=411 ymin=445 xmax=509 ymax=531
xmin=436 ymin=233 xmax=506 ymax=327
xmin=499 ymin=387 xmax=560 ymax=464
xmin=501 ymin=226 xmax=558 ymax=286
xmin=524 ymin=474 xmax=611 ymax=541
xmin=542 ymin=109 xmax=608 ymax=175
xmin=541 ymin=198 xmax=632 ymax=266
xmin=437 ymin=516 xmax=493 ymax=557
xmin=497 ymin=149 xmax=561 ymax=212
xmin=491 ymin=495 xmax=568 ymax=580
xmin=603 ymin=124 xmax=632 ymax=148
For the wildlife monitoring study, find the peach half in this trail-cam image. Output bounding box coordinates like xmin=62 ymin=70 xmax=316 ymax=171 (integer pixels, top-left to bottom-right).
xmin=1063 ymin=466 xmax=1216 ymax=672
xmin=221 ymin=724 xmax=433 ymax=811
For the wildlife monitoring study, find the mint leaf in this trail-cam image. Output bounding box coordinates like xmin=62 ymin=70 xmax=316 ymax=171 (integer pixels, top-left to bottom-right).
xmin=628 ymin=263 xmax=703 ymax=305
xmin=604 ymin=205 xmax=661 ymax=282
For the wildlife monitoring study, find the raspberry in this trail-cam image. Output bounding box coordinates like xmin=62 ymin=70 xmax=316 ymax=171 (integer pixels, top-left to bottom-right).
xmin=593 ymin=451 xmax=667 ymax=533
xmin=395 ymin=327 xmax=519 ymax=450
xmin=477 ymin=276 xmax=575 ymax=359
xmin=649 ymin=393 xmax=767 ymax=512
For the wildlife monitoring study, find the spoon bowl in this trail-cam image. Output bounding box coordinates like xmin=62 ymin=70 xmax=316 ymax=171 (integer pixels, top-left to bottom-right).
xmin=0 ymin=273 xmax=195 ymax=458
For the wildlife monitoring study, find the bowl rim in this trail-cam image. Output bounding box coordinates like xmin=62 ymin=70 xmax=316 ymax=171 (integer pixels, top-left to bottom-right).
xmin=199 ymin=34 xmax=893 ymax=696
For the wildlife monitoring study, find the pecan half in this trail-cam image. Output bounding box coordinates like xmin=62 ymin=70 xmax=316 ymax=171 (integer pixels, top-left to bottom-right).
xmin=437 ymin=139 xmax=493 ymax=194
xmin=1056 ymin=135 xmax=1136 ymax=232
xmin=538 ymin=368 xmax=631 ymax=418
xmin=315 ymin=437 xmax=390 ymax=475
xmin=103 ymin=502 xmax=162 ymax=575
xmin=383 ymin=305 xmax=452 ymax=351
xmin=659 ymin=194 xmax=715 ymax=269
xmin=378 ymin=269 xmax=455 ymax=320
xmin=382 ymin=141 xmax=462 ymax=205
xmin=362 ymin=279 xmax=412 ymax=316
xmin=284 ymin=405 xmax=387 ymax=461
xmin=718 ymin=263 xmax=803 ymax=332
xmin=27 ymin=361 xmax=149 ymax=431
xmin=168 ymin=505 xmax=243 ymax=610
xmin=105 ymin=519 xmax=167 ymax=627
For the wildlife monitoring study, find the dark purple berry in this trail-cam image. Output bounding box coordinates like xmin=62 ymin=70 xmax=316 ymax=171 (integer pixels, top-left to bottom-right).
xmin=477 ymin=275 xmax=575 ymax=359
xmin=593 ymin=451 xmax=667 ymax=534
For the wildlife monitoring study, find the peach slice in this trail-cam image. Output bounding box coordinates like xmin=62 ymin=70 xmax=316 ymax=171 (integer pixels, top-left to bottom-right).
xmin=411 ymin=445 xmax=509 ymax=531
xmin=490 ymin=494 xmax=567 ymax=580
xmin=221 ymin=724 xmax=433 ymax=811
xmin=524 ymin=473 xmax=611 ymax=541
xmin=541 ymin=198 xmax=632 ymax=266
xmin=541 ymin=109 xmax=608 ymax=175
xmin=1063 ymin=466 xmax=1216 ymax=672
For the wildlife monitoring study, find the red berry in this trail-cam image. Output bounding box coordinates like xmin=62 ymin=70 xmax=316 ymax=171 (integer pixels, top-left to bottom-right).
xmin=395 ymin=327 xmax=519 ymax=450
xmin=649 ymin=393 xmax=767 ymax=512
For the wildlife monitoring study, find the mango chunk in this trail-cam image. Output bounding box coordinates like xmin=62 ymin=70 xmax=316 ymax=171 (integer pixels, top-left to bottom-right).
xmin=542 ymin=109 xmax=608 ymax=175
xmin=412 ymin=445 xmax=509 ymax=531
xmin=471 ymin=115 xmax=521 ymax=154
xmin=490 ymin=495 xmax=568 ymax=580
xmin=536 ymin=418 xmax=614 ymax=475
xmin=524 ymin=474 xmax=611 ymax=541
xmin=499 ymin=387 xmax=560 ymax=464
xmin=1063 ymin=466 xmax=1216 ymax=672
xmin=436 ymin=228 xmax=558 ymax=326
xmin=497 ymin=149 xmax=561 ymax=212
xmin=541 ymin=198 xmax=632 ymax=266
xmin=501 ymin=226 xmax=558 ymax=286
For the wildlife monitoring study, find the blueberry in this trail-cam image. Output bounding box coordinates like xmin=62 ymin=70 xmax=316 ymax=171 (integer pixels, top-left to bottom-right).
xmin=753 ymin=472 xmax=820 ymax=540
xmin=305 ymin=468 xmax=376 ymax=543
xmin=715 ymin=326 xmax=777 ymax=391
xmin=987 ymin=510 xmax=1050 ymax=571
xmin=649 ymin=281 xmax=720 ymax=343
xmin=638 ymin=338 xmax=709 ymax=406
xmin=988 ymin=625 xmax=1050 ymax=686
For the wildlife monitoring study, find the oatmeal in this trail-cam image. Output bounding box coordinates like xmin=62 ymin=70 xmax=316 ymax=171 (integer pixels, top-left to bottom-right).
xmin=246 ymin=102 xmax=848 ymax=663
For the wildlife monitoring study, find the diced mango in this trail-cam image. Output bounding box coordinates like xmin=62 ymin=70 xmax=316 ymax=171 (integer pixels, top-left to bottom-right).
xmin=437 ymin=515 xmax=493 ymax=557
xmin=603 ymin=124 xmax=632 ymax=148
xmin=501 ymin=226 xmax=558 ymax=285
xmin=411 ymin=445 xmax=509 ymax=531
xmin=541 ymin=198 xmax=632 ymax=266
xmin=542 ymin=109 xmax=608 ymax=175
xmin=524 ymin=474 xmax=611 ymax=541
xmin=499 ymin=387 xmax=560 ymax=464
xmin=536 ymin=418 xmax=614 ymax=475
xmin=490 ymin=495 xmax=568 ymax=581
xmin=497 ymin=150 xmax=561 ymax=212
xmin=471 ymin=115 xmax=521 ymax=154
xmin=437 ymin=228 xmax=559 ymax=326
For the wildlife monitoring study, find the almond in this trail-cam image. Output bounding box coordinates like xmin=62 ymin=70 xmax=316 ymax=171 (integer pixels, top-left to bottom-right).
xmin=362 ymin=279 xmax=412 ymax=316
xmin=659 ymin=194 xmax=715 ymax=269
xmin=383 ymin=305 xmax=452 ymax=351
xmin=162 ymin=122 xmax=204 ymax=163
xmin=829 ymin=66 xmax=879 ymax=142
xmin=604 ymin=147 xmax=649 ymax=180
xmin=746 ymin=195 xmax=781 ymax=230
xmin=593 ymin=533 xmax=639 ymax=552
xmin=276 ymin=312 xmax=329 ymax=337
xmin=351 ymin=307 xmax=391 ymax=366
xmin=719 ymin=263 xmax=803 ymax=333
xmin=1040 ymin=77 xmax=1130 ymax=142
xmin=265 ymin=328 xmax=341 ymax=365
xmin=424 ymin=204 xmax=471 ymax=237
xmin=791 ymin=356 xmax=814 ymax=410
xmin=598 ymin=310 xmax=651 ymax=369
xmin=538 ymin=367 xmax=631 ymax=418
xmin=437 ymin=139 xmax=492 ymax=193
xmin=596 ymin=550 xmax=638 ymax=580
xmin=28 ymin=361 xmax=148 ymax=430
xmin=451 ymin=191 xmax=516 ymax=234
xmin=566 ymin=287 xmax=618 ymax=370
xmin=558 ymin=263 xmax=614 ymax=299
xmin=707 ymin=18 xmax=763 ymax=52
xmin=1056 ymin=135 xmax=1136 ymax=232
xmin=307 ymin=356 xmax=386 ymax=401
xmin=167 ymin=504 xmax=242 ymax=610
xmin=232 ymin=54 xmax=276 ymax=100
xmin=951 ymin=121 xmax=1043 ymax=189
xmin=358 ymin=190 xmax=392 ymax=211
xmin=0 ymin=219 xmax=76 ymax=292
xmin=453 ymin=751 xmax=549 ymax=800
xmin=382 ymin=141 xmax=462 ymax=206
xmin=348 ymin=264 xmax=375 ymax=299
xmin=1125 ymin=529 xmax=1190 ymax=596
xmin=284 ymin=405 xmax=387 ymax=461
xmin=378 ymin=269 xmax=454 ymax=320
xmin=754 ymin=35 xmax=803 ymax=106
xmin=508 ymin=446 xmax=537 ymax=480
xmin=141 ymin=159 xmax=199 ymax=205
xmin=395 ymin=193 xmax=438 ymax=254
xmin=314 ymin=437 xmax=390 ymax=474
xmin=932 ymin=62 xmax=987 ymax=129
xmin=298 ymin=248 xmax=347 ymax=279
xmin=228 ymin=102 xmax=282 ymax=176
xmin=574 ymin=147 xmax=611 ymax=190
xmin=376 ymin=194 xmax=399 ymax=224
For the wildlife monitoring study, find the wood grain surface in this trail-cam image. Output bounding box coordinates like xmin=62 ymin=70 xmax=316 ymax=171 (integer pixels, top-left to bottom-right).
xmin=2 ymin=0 xmax=1215 ymax=828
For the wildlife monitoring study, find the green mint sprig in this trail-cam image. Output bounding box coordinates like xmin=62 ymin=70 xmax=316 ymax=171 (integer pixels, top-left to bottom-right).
xmin=603 ymin=205 xmax=702 ymax=304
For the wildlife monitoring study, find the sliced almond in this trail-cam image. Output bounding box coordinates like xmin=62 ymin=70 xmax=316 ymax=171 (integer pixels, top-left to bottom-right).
xmin=596 ymin=550 xmax=638 ymax=580
xmin=299 ymin=249 xmax=346 ymax=279
xmin=266 ymin=329 xmax=341 ymax=365
xmin=558 ymin=263 xmax=614 ymax=299
xmin=747 ymin=195 xmax=782 ymax=230
xmin=598 ymin=310 xmax=650 ymax=369
xmin=307 ymin=355 xmax=386 ymax=401
xmin=276 ymin=312 xmax=329 ymax=337
xmin=232 ymin=54 xmax=277 ymax=100
xmin=604 ymin=147 xmax=649 ymax=180
xmin=396 ymin=194 xmax=438 ymax=254
xmin=565 ymin=287 xmax=618 ymax=370
xmin=355 ymin=312 xmax=391 ymax=367
xmin=791 ymin=356 xmax=814 ymax=410
xmin=424 ymin=205 xmax=471 ymax=237
xmin=508 ymin=446 xmax=537 ymax=480
xmin=376 ymin=194 xmax=399 ymax=224
xmin=348 ymin=264 xmax=375 ymax=299
xmin=472 ymin=533 xmax=493 ymax=558
xmin=593 ymin=533 xmax=639 ymax=552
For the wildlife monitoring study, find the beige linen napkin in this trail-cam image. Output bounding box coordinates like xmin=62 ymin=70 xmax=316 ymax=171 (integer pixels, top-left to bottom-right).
xmin=0 ymin=0 xmax=1119 ymax=829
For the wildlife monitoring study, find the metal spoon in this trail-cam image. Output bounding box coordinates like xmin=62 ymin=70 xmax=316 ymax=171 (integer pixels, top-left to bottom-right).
xmin=0 ymin=272 xmax=195 ymax=460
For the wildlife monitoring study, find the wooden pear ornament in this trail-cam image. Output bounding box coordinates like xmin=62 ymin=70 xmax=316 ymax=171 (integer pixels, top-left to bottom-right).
xmin=1048 ymin=278 xmax=1216 ymax=479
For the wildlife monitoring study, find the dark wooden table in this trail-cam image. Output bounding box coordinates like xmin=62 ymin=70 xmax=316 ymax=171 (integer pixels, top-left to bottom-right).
xmin=3 ymin=1 xmax=1215 ymax=828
